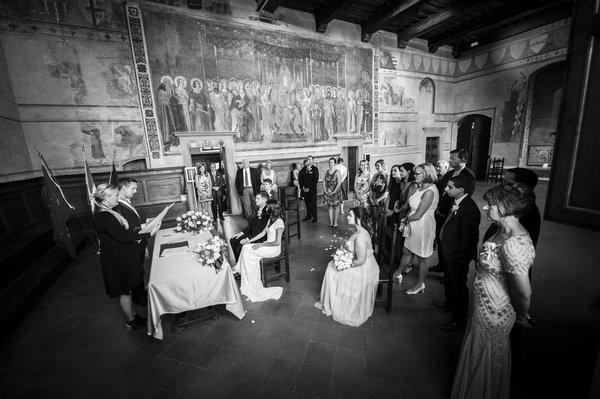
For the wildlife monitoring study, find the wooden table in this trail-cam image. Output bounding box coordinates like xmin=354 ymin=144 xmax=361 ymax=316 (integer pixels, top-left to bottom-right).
xmin=147 ymin=228 xmax=245 ymax=339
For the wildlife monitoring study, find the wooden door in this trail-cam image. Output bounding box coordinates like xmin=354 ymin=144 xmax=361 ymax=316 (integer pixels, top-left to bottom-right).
xmin=469 ymin=117 xmax=491 ymax=180
xmin=546 ymin=0 xmax=600 ymax=228
xmin=347 ymin=146 xmax=357 ymax=193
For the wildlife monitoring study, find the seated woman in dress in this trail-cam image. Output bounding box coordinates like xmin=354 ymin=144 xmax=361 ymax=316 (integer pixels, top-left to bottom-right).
xmin=393 ymin=163 xmax=439 ymax=294
xmin=451 ymin=181 xmax=535 ymax=399
xmin=93 ymin=184 xmax=158 ymax=330
xmin=315 ymin=206 xmax=380 ymax=327
xmin=195 ymin=162 xmax=213 ymax=217
xmin=236 ymin=200 xmax=285 ymax=302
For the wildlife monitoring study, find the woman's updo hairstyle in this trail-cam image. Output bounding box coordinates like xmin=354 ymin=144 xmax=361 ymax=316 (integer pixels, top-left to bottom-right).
xmin=267 ymin=199 xmax=285 ymax=223
xmin=400 ymin=162 xmax=416 ymax=182
xmin=350 ymin=206 xmax=373 ymax=236
xmin=94 ymin=183 xmax=118 ymax=204
xmin=483 ymin=181 xmax=534 ymax=219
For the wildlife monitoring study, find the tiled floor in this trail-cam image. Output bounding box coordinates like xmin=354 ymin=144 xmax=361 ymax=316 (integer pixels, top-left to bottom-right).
xmin=1 ymin=183 xmax=599 ymax=398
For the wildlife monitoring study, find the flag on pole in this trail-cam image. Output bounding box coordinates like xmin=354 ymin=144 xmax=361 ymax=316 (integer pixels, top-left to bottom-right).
xmin=83 ymin=146 xmax=96 ymax=212
xmin=108 ymin=154 xmax=119 ymax=187
xmin=38 ymin=152 xmax=74 ymax=242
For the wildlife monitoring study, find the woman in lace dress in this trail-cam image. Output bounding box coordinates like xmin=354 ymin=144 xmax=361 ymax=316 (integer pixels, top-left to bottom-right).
xmin=393 ymin=163 xmax=439 ymax=294
xmin=368 ymin=159 xmax=389 ymax=224
xmin=451 ymin=181 xmax=535 ymax=399
xmin=323 ymin=157 xmax=344 ymax=228
xmin=195 ymin=163 xmax=213 ymax=218
xmin=316 ymin=207 xmax=380 ymax=327
xmin=236 ymin=200 xmax=285 ymax=302
xmin=353 ymin=159 xmax=371 ymax=208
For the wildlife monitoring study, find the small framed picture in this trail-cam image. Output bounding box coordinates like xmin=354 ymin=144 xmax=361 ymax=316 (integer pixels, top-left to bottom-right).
xmin=185 ymin=166 xmax=197 ymax=183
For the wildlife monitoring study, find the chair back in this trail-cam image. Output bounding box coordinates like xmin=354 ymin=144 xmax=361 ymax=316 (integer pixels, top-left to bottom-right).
xmin=487 ymin=157 xmax=505 ymax=182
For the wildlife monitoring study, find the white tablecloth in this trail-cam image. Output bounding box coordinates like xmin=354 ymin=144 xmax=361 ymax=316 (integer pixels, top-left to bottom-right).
xmin=147 ymin=228 xmax=245 ymax=339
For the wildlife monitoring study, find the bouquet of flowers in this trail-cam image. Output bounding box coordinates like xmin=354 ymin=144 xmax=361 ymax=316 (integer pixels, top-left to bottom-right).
xmin=194 ymin=236 xmax=229 ymax=273
xmin=175 ymin=211 xmax=213 ymax=233
xmin=332 ymin=246 xmax=353 ymax=271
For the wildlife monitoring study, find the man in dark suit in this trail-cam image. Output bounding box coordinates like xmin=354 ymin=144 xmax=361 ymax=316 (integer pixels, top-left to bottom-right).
xmin=299 ymin=155 xmax=319 ymax=222
xmin=114 ymin=177 xmax=148 ymax=305
xmin=436 ymin=175 xmax=480 ymax=331
xmin=229 ymin=191 xmax=270 ymax=262
xmin=431 ymin=148 xmax=476 ymax=273
xmin=209 ymin=162 xmax=226 ymax=221
xmin=234 ymin=159 xmax=261 ymax=219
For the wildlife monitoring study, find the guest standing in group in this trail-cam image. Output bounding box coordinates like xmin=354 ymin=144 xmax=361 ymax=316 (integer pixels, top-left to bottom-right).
xmin=436 ymin=160 xmax=450 ymax=181
xmin=114 ymin=178 xmax=147 ymax=306
xmin=291 ymin=162 xmax=301 ymax=198
xmin=432 ymin=149 xmax=476 ymax=273
xmin=354 ymin=159 xmax=371 ymax=208
xmin=195 ymin=163 xmax=213 ymax=217
xmin=229 ymin=192 xmax=270 ymax=261
xmin=235 ymin=159 xmax=260 ymax=219
xmin=299 ymin=155 xmax=319 ymax=222
xmin=323 ymin=157 xmax=344 ymax=228
xmin=335 ymin=157 xmax=348 ymax=214
xmin=394 ymin=163 xmax=439 ymax=294
xmin=316 ymin=207 xmax=380 ymax=327
xmin=261 ymin=160 xmax=277 ymax=186
xmin=369 ymin=159 xmax=389 ymax=227
xmin=451 ymin=181 xmax=535 ymax=399
xmin=386 ymin=165 xmax=404 ymax=227
xmin=235 ymin=200 xmax=285 ymax=302
xmin=209 ymin=162 xmax=226 ymax=221
xmin=93 ymin=184 xmax=158 ymax=330
xmin=434 ymin=175 xmax=480 ymax=331
xmin=261 ymin=178 xmax=279 ymax=202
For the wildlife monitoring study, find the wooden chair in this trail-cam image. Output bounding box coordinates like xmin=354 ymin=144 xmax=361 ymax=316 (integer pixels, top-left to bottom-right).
xmin=487 ymin=157 xmax=505 ymax=182
xmin=259 ymin=212 xmax=291 ymax=287
xmin=281 ymin=186 xmax=301 ymax=244
xmin=374 ymin=215 xmax=397 ymax=313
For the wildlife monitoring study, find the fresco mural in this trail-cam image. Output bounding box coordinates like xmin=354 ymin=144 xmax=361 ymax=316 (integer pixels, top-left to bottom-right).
xmin=142 ymin=10 xmax=373 ymax=151
xmin=378 ymin=74 xmax=416 ymax=113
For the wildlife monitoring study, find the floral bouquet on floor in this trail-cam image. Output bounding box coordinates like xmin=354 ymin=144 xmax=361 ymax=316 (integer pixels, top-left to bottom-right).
xmin=332 ymin=246 xmax=353 ymax=271
xmin=194 ymin=236 xmax=229 ymax=273
xmin=175 ymin=211 xmax=213 ymax=233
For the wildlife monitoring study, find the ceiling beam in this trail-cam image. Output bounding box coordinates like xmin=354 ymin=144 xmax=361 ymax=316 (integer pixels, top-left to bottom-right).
xmin=315 ymin=0 xmax=361 ymax=33
xmin=361 ymin=0 xmax=425 ymax=42
xmin=256 ymin=0 xmax=283 ymax=13
xmin=428 ymin=0 xmax=569 ymax=51
xmin=396 ymin=0 xmax=485 ymax=49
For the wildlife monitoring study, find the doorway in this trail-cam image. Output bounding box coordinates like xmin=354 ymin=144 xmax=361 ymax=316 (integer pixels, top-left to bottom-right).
xmin=456 ymin=114 xmax=492 ymax=180
xmin=347 ymin=146 xmax=358 ymax=193
xmin=190 ymin=148 xmax=230 ymax=212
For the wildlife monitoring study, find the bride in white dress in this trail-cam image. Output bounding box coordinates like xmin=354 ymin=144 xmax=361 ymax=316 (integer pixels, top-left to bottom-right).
xmin=235 ymin=200 xmax=284 ymax=302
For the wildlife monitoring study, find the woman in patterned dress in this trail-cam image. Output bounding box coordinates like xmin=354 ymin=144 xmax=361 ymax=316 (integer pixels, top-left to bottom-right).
xmin=451 ymin=181 xmax=535 ymax=399
xmin=353 ymin=159 xmax=371 ymax=208
xmin=195 ymin=163 xmax=213 ymax=218
xmin=368 ymin=159 xmax=389 ymax=230
xmin=323 ymin=157 xmax=344 ymax=228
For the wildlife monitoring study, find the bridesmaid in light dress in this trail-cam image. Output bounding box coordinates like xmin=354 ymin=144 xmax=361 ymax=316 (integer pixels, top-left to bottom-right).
xmin=451 ymin=181 xmax=535 ymax=399
xmin=316 ymin=206 xmax=380 ymax=327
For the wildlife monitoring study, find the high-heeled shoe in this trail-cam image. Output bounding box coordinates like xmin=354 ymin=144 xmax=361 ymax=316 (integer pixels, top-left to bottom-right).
xmin=406 ymin=283 xmax=425 ymax=295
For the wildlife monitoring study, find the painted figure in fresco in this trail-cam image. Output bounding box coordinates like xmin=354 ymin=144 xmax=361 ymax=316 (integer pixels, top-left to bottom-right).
xmin=189 ymin=78 xmax=211 ymax=131
xmin=209 ymin=82 xmax=229 ymax=131
xmin=301 ymin=88 xmax=312 ymax=137
xmin=173 ymin=76 xmax=191 ymax=132
xmin=274 ymin=65 xmax=297 ymax=135
xmin=323 ymin=88 xmax=337 ymax=139
xmin=156 ymin=76 xmax=178 ymax=148
xmin=363 ymin=91 xmax=372 ymax=134
xmin=347 ymin=90 xmax=357 ymax=133
xmin=238 ymin=82 xmax=254 ymax=141
xmin=259 ymin=84 xmax=273 ymax=137
xmin=311 ymin=87 xmax=324 ymax=141
xmin=248 ymin=81 xmax=262 ymax=141
xmin=229 ymin=80 xmax=243 ymax=140
xmin=114 ymin=125 xmax=144 ymax=158
xmin=293 ymin=90 xmax=303 ymax=134
xmin=220 ymin=78 xmax=232 ymax=130
xmin=336 ymin=88 xmax=346 ymax=134
xmin=356 ymin=89 xmax=364 ymax=135
xmin=81 ymin=128 xmax=106 ymax=160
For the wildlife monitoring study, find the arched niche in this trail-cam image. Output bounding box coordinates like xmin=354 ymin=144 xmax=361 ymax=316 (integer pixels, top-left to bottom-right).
xmin=418 ymin=78 xmax=435 ymax=114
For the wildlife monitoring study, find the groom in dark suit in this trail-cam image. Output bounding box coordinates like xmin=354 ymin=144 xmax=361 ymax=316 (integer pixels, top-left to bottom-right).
xmin=436 ymin=175 xmax=480 ymax=331
xmin=209 ymin=162 xmax=226 ymax=221
xmin=299 ymin=155 xmax=319 ymax=222
xmin=229 ymin=192 xmax=270 ymax=262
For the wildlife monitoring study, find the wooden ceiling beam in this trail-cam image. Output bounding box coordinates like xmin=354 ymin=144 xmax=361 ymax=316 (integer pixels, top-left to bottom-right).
xmin=361 ymin=0 xmax=425 ymax=42
xmin=256 ymin=0 xmax=283 ymax=13
xmin=315 ymin=0 xmax=362 ymax=33
xmin=427 ymin=0 xmax=569 ymax=51
xmin=396 ymin=0 xmax=486 ymax=49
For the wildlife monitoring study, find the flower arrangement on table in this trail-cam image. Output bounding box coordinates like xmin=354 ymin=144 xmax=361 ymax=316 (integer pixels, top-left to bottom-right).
xmin=194 ymin=236 xmax=229 ymax=273
xmin=175 ymin=211 xmax=212 ymax=233
xmin=332 ymin=246 xmax=353 ymax=271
